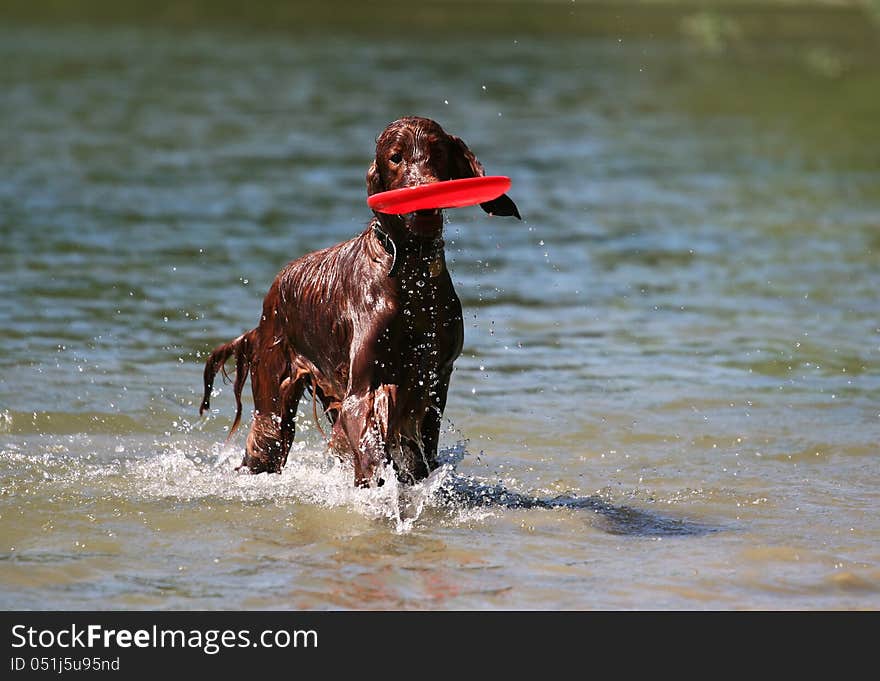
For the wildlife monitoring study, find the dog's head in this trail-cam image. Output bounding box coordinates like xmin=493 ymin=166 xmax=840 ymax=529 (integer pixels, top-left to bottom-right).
xmin=367 ymin=116 xmax=520 ymax=238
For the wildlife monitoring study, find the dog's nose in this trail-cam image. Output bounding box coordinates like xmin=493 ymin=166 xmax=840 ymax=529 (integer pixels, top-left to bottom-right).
xmin=403 ymin=166 xmax=440 ymax=188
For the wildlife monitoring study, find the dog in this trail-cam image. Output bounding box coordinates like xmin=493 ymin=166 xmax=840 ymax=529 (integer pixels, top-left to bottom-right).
xmin=199 ymin=116 xmax=519 ymax=486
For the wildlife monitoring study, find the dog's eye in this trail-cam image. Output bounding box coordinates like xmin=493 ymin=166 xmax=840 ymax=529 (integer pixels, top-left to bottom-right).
xmin=389 ymin=152 xmax=403 ymax=164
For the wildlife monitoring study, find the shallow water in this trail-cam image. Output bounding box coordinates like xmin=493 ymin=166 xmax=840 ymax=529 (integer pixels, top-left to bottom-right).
xmin=1 ymin=5 xmax=879 ymax=610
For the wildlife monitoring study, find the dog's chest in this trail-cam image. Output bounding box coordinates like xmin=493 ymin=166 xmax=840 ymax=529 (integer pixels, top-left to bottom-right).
xmin=397 ymin=270 xmax=457 ymax=329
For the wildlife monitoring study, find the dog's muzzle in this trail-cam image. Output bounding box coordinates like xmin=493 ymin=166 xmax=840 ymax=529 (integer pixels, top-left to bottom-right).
xmin=408 ymin=208 xmax=443 ymax=236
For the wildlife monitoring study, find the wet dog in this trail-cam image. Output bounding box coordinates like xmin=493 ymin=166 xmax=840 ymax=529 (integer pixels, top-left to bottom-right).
xmin=199 ymin=116 xmax=519 ymax=485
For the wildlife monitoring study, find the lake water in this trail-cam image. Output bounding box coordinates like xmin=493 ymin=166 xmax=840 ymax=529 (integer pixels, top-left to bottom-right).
xmin=1 ymin=3 xmax=879 ymax=610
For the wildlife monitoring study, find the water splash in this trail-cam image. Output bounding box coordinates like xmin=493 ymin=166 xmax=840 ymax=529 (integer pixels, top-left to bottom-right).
xmin=1 ymin=436 xmax=718 ymax=536
xmin=0 ymin=437 xmax=483 ymax=534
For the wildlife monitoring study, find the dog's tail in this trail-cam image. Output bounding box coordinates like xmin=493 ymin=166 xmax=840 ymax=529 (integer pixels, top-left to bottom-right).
xmin=199 ymin=329 xmax=255 ymax=441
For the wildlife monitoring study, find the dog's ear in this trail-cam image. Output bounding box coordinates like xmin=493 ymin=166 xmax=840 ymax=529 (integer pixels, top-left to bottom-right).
xmin=447 ymin=134 xmax=486 ymax=180
xmin=366 ymin=159 xmax=383 ymax=196
xmin=447 ymin=134 xmax=521 ymax=220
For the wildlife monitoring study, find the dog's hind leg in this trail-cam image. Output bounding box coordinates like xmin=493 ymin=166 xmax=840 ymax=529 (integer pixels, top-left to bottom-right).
xmin=239 ymin=333 xmax=302 ymax=474
xmin=277 ymin=370 xmax=306 ymax=470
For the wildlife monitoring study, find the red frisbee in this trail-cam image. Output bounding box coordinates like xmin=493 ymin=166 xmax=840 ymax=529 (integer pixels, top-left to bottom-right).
xmin=367 ymin=176 xmax=511 ymax=214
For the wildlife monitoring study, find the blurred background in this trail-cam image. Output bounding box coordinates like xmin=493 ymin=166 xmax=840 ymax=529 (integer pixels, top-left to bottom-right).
xmin=0 ymin=1 xmax=878 ymax=610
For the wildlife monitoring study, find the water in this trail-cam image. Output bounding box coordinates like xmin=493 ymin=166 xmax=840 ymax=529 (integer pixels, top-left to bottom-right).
xmin=1 ymin=4 xmax=879 ymax=610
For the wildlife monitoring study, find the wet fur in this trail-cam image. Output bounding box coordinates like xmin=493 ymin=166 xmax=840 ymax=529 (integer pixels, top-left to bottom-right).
xmin=200 ymin=117 xmax=519 ymax=486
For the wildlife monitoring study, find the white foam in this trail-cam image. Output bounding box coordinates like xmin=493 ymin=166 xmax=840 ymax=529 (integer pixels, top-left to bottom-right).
xmin=127 ymin=441 xmax=486 ymax=532
xmin=1 ymin=435 xmax=495 ymax=533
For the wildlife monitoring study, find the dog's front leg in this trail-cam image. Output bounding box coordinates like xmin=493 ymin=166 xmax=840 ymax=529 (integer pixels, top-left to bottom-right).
xmin=332 ymin=385 xmax=397 ymax=487
xmin=327 ymin=310 xmax=400 ymax=486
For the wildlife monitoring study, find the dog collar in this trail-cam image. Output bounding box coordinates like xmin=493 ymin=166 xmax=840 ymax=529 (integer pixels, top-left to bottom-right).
xmin=372 ymin=222 xmax=399 ymax=277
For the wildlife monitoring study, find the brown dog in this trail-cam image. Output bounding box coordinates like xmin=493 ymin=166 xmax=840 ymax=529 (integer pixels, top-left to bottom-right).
xmin=199 ymin=116 xmax=519 ymax=485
